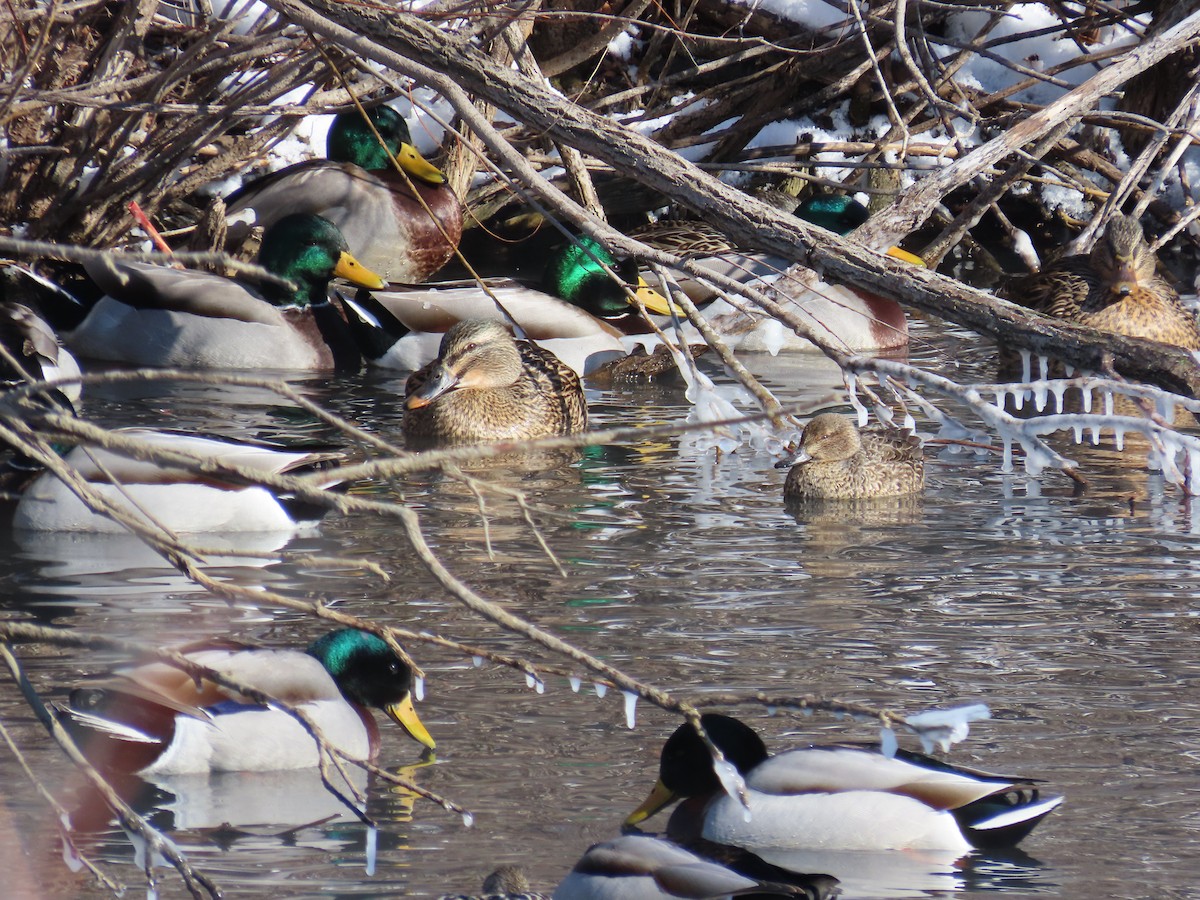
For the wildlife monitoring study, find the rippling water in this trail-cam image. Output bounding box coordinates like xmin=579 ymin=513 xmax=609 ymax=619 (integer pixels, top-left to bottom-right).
xmin=2 ymin=319 xmax=1199 ymax=898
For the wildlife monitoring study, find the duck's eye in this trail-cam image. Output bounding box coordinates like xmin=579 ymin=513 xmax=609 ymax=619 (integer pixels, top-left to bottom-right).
xmin=464 ymin=342 xmax=478 ymax=352
xmin=388 ymin=661 xmax=401 ymax=674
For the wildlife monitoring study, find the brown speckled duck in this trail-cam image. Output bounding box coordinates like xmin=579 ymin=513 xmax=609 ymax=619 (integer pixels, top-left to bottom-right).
xmin=775 ymin=413 xmax=924 ymax=501
xmin=403 ymin=319 xmax=588 ymax=448
xmin=1002 ymin=213 xmax=1200 ymax=349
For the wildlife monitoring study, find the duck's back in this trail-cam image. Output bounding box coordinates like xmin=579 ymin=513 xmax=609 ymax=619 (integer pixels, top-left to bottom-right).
xmin=785 ymin=429 xmax=923 ymax=501
xmin=225 ymin=161 xmax=462 ymax=283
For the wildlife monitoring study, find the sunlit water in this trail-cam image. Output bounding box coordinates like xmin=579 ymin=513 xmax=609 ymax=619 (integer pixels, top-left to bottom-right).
xmin=2 ymin=317 xmax=1199 ymax=898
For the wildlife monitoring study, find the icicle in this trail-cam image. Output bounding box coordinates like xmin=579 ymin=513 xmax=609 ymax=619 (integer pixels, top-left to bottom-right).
xmin=414 ymin=675 xmax=425 ymax=702
xmin=1080 ymin=384 xmax=1093 ymax=413
xmin=569 ymin=676 xmax=582 ymax=692
xmin=472 ymin=655 xmax=484 ymax=668
xmin=60 ymin=817 xmax=83 ymax=873
xmin=712 ymin=757 xmax=751 ymax=820
xmin=1189 ymin=447 xmax=1200 ymax=494
xmin=462 ymin=811 xmax=475 ymax=828
xmin=1158 ymin=397 xmax=1176 ymax=422
xmin=594 ymin=682 xmax=608 ymax=698
xmin=1032 ymin=380 xmax=1047 ymax=411
xmin=1051 ymin=382 xmax=1066 ymax=414
xmin=622 ymin=691 xmax=638 ymax=728
xmin=1012 ymin=387 xmax=1024 ymax=411
xmin=1103 ymin=389 xmax=1113 ymax=417
xmin=902 ymin=412 xmax=916 ymax=432
xmin=846 ymin=377 xmax=869 ymax=426
xmin=908 ymin=703 xmax=991 ymax=753
xmin=994 ymin=391 xmax=1006 ymax=409
xmin=879 ymin=727 xmax=898 ymax=759
xmin=525 ymin=672 xmax=545 ymax=694
xmin=365 ymin=824 xmax=378 ymax=876
xmin=1091 ymin=423 xmax=1102 ymax=444
xmin=1001 ymin=434 xmax=1014 ymax=474
xmin=1115 ymin=424 xmax=1126 ymax=451
xmin=1019 ymin=349 xmax=1032 ymax=383
xmin=1063 ymin=363 xmax=1075 ymax=377
xmin=1071 ymin=423 xmax=1083 ymax=444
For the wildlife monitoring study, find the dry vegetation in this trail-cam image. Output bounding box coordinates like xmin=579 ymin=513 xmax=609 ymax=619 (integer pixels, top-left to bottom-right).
xmin=1 ymin=1 xmax=1200 ymax=895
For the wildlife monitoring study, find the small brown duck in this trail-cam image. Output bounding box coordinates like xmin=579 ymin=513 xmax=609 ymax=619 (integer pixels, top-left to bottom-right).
xmin=1002 ymin=213 xmax=1200 ymax=349
xmin=403 ymin=319 xmax=588 ymax=448
xmin=775 ymin=413 xmax=924 ymax=501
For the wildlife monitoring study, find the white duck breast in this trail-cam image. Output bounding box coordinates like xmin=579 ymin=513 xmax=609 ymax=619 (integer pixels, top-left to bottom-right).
xmin=13 ymin=430 xmax=335 ymax=533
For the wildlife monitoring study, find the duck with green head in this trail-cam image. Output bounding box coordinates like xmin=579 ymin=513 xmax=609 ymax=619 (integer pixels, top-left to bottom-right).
xmin=224 ymin=105 xmax=463 ymax=283
xmin=70 ymin=213 xmax=385 ymax=370
xmin=633 ymin=194 xmax=922 ymax=353
xmin=56 ymin=627 xmax=436 ymax=774
xmin=347 ymin=234 xmax=674 ymax=376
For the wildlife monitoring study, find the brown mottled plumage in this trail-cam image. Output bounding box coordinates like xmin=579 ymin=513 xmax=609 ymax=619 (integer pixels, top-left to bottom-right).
xmin=776 ymin=413 xmax=924 ymax=501
xmin=403 ymin=320 xmax=588 ymax=448
xmin=1002 ymin=214 xmax=1200 ymax=349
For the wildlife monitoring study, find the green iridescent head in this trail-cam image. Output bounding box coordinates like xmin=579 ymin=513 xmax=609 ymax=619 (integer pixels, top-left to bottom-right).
xmin=542 ymin=235 xmax=672 ymax=318
xmin=796 ymin=195 xmax=870 ymax=235
xmin=257 ymin=214 xmax=383 ymax=307
xmin=326 ymin=106 xmax=446 ymax=185
xmin=306 ymin=628 xmax=435 ymax=750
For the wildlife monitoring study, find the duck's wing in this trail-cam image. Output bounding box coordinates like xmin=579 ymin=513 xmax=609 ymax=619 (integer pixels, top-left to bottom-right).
xmin=746 ymin=746 xmax=1035 ymax=810
xmin=859 ymin=428 xmax=923 ymax=464
xmin=62 ymin=429 xmax=341 ymax=485
xmin=516 ymin=340 xmax=588 ymax=431
xmin=375 ymin=281 xmax=627 ymax=343
xmin=1000 ymin=253 xmax=1094 ymax=320
xmin=81 ymin=257 xmax=283 ymax=325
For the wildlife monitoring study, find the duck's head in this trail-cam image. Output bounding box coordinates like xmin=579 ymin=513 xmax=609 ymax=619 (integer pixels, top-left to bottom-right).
xmin=543 ymin=236 xmax=674 ymax=319
xmin=306 ymin=628 xmax=435 ymax=750
xmin=624 ymin=714 xmax=767 ymax=827
xmin=774 ymin=413 xmax=863 ymax=469
xmin=1093 ymin=214 xmax=1156 ymax=298
xmin=405 ymin=319 xmax=524 ymax=410
xmin=258 ymin=214 xmax=385 ymax=307
xmin=327 ymin=105 xmax=446 ymax=186
xmin=797 ymin=195 xmax=926 ymax=266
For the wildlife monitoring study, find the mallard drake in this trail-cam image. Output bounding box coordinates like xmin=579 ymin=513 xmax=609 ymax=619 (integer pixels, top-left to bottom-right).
xmin=1000 ymin=213 xmax=1200 ymax=349
xmin=224 ymin=105 xmax=463 ymax=283
xmin=0 ymin=300 xmax=82 ymax=402
xmin=633 ymin=196 xmax=922 ymax=353
xmin=774 ymin=413 xmax=924 ymax=501
xmin=553 ymin=835 xmax=838 ymax=900
xmin=12 ymin=428 xmax=344 ymax=533
xmin=352 ymin=234 xmax=674 ymax=376
xmin=625 ymin=714 xmax=1061 ymax=854
xmin=56 ymin=628 xmax=434 ymax=774
xmin=68 ymin=213 xmax=385 ymax=370
xmin=402 ymin=319 xmax=588 ymax=448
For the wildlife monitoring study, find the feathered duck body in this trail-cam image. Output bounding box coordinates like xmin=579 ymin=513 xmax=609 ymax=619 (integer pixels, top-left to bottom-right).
xmin=552 ymin=835 xmax=838 ymax=900
xmin=224 ymin=106 xmax=463 ymax=283
xmin=632 ymin=196 xmax=919 ymax=353
xmin=353 ymin=235 xmax=673 ymax=376
xmin=1003 ymin=214 xmax=1200 ymax=349
xmin=56 ymin=628 xmax=435 ymax=775
xmin=403 ymin=319 xmax=588 ymax=448
xmin=624 ymin=714 xmax=1062 ymax=854
xmin=12 ymin=428 xmax=343 ymax=533
xmin=0 ymin=300 xmax=82 ymax=401
xmin=776 ymin=413 xmax=924 ymax=501
xmin=69 ymin=214 xmax=384 ymax=370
